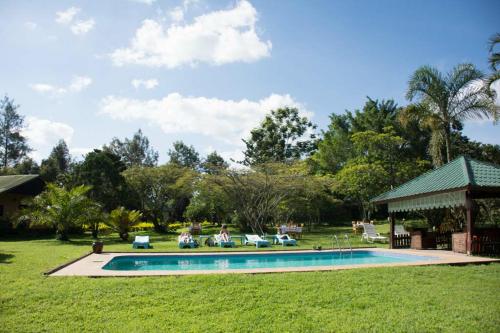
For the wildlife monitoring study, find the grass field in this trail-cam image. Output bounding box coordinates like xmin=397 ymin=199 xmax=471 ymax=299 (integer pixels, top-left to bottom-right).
xmin=1 ymin=224 xmax=499 ymax=332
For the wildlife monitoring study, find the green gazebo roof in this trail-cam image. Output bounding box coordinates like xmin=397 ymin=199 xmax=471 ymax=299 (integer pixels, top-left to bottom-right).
xmin=372 ymin=156 xmax=500 ymax=205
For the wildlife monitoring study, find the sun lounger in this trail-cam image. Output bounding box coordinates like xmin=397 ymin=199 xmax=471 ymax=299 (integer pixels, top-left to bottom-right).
xmin=276 ymin=234 xmax=297 ymax=246
xmin=178 ymin=234 xmax=197 ymax=249
xmin=214 ymin=234 xmax=235 ymax=248
xmin=394 ymin=225 xmax=410 ymax=236
xmin=132 ymin=235 xmax=151 ymax=249
xmin=245 ymin=234 xmax=270 ymax=248
xmin=361 ymin=224 xmax=388 ymax=243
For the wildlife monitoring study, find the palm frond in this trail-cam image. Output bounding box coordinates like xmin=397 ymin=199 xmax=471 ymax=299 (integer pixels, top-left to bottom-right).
xmin=406 ymin=66 xmax=448 ymax=106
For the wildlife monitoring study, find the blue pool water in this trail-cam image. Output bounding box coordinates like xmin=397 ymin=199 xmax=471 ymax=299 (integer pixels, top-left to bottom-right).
xmin=102 ymin=251 xmax=435 ymax=271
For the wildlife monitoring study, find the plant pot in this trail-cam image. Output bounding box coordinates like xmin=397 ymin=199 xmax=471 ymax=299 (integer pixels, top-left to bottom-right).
xmin=92 ymin=241 xmax=104 ymax=254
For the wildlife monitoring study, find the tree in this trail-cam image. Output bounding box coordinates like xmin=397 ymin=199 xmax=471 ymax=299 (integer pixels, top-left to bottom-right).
xmin=40 ymin=140 xmax=72 ymax=182
xmin=168 ymin=141 xmax=200 ymax=169
xmin=0 ymin=96 xmax=30 ymax=170
xmin=213 ymin=163 xmax=310 ymax=233
xmin=18 ymin=184 xmax=100 ymax=240
xmin=310 ymin=98 xmax=431 ymax=174
xmin=72 ymin=150 xmax=129 ymax=211
xmin=201 ymin=151 xmax=228 ymax=174
xmin=334 ymin=161 xmax=389 ymax=221
xmin=104 ymin=206 xmax=142 ymax=241
xmin=184 ymin=176 xmax=231 ymax=224
xmin=13 ymin=157 xmax=40 ymax=175
xmin=486 ymin=33 xmax=500 ymax=94
xmin=242 ymin=107 xmax=317 ymax=165
xmin=123 ymin=164 xmax=195 ymax=231
xmin=406 ymin=63 xmax=498 ymax=164
xmin=104 ymin=129 xmax=158 ymax=168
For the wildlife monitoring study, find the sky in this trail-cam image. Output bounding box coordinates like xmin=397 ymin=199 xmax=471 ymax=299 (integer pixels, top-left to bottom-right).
xmin=0 ymin=0 xmax=499 ymax=164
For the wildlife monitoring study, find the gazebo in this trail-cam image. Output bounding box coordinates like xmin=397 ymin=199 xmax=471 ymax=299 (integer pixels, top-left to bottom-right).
xmin=371 ymin=156 xmax=500 ymax=254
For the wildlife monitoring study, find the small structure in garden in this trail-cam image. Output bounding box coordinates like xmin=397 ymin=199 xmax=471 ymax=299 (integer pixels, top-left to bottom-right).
xmin=371 ymin=156 xmax=500 ymax=255
xmin=0 ymin=175 xmax=45 ymax=221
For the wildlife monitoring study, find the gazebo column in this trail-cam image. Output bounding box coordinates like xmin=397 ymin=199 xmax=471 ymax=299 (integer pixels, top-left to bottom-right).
xmin=389 ymin=212 xmax=395 ymax=249
xmin=465 ymin=192 xmax=473 ymax=255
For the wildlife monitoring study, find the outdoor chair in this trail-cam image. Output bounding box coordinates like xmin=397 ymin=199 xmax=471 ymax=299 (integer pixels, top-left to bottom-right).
xmin=178 ymin=234 xmax=197 ymax=249
xmin=394 ymin=225 xmax=410 ymax=236
xmin=276 ymin=234 xmax=297 ymax=246
xmin=132 ymin=235 xmax=151 ymax=249
xmin=214 ymin=234 xmax=235 ymax=248
xmin=245 ymin=234 xmax=270 ymax=248
xmin=361 ymin=224 xmax=388 ymax=243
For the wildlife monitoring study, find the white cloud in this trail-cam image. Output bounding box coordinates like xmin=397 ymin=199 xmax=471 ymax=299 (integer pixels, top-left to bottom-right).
xmin=68 ymin=76 xmax=93 ymax=92
xmin=169 ymin=7 xmax=185 ymax=23
xmin=55 ymin=7 xmax=80 ymax=24
xmin=131 ymin=78 xmax=159 ymax=89
xmin=110 ymin=0 xmax=271 ymax=68
xmin=22 ymin=117 xmax=75 ymax=161
xmin=100 ymin=93 xmax=310 ymax=145
xmin=55 ymin=7 xmax=94 ymax=35
xmin=130 ymin=0 xmax=156 ymax=4
xmin=25 ymin=21 xmax=37 ymax=30
xmin=30 ymin=76 xmax=92 ymax=97
xmin=70 ymin=19 xmax=95 ymax=35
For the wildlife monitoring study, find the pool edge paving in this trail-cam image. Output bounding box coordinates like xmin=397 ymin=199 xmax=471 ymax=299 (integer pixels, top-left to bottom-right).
xmin=48 ymin=248 xmax=499 ymax=277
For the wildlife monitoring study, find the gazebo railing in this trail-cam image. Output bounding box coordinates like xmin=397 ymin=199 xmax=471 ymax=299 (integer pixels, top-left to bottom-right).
xmin=393 ymin=234 xmax=411 ymax=248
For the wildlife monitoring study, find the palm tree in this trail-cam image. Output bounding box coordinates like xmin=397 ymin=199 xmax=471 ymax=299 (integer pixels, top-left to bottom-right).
xmin=19 ymin=184 xmax=100 ymax=240
xmin=105 ymin=206 xmax=142 ymax=241
xmin=405 ymin=63 xmax=498 ymax=165
xmin=486 ymin=33 xmax=500 ymax=95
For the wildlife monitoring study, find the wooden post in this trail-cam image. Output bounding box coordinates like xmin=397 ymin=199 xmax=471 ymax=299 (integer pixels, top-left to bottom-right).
xmin=389 ymin=212 xmax=395 ymax=249
xmin=465 ymin=192 xmax=473 ymax=255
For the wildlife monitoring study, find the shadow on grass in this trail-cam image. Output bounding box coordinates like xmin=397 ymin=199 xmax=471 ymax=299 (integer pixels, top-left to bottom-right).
xmin=0 ymin=253 xmax=14 ymax=263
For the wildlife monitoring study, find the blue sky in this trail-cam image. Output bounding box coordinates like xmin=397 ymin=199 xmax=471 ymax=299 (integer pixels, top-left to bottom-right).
xmin=0 ymin=0 xmax=499 ymax=163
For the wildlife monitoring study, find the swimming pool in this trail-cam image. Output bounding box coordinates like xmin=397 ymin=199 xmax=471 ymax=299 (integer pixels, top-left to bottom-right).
xmin=102 ymin=250 xmax=436 ymax=271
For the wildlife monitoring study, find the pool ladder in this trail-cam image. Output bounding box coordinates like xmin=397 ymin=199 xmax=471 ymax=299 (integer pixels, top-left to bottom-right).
xmin=332 ymin=234 xmax=353 ymax=254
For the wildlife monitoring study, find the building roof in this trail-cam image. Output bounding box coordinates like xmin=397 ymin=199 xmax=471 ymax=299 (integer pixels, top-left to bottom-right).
xmin=372 ymin=156 xmax=500 ymax=204
xmin=0 ymin=175 xmax=44 ymax=195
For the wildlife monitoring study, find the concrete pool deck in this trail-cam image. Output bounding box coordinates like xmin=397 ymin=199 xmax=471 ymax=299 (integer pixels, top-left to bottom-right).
xmin=48 ymin=248 xmax=499 ymax=277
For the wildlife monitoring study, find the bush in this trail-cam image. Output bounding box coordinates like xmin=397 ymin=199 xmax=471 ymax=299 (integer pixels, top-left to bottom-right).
xmin=168 ymin=222 xmax=183 ymax=231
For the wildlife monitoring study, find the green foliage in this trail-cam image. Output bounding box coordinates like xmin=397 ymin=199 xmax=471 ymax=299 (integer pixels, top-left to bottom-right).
xmin=242 ymin=107 xmax=317 ymax=165
xmin=0 ymin=96 xmax=31 ymax=169
xmin=201 ymin=151 xmax=228 ymax=174
xmin=406 ymin=63 xmax=498 ymax=165
xmin=123 ymin=164 xmax=196 ymax=231
xmin=334 ymin=161 xmax=389 ymax=220
xmin=72 ymin=149 xmax=129 ymax=211
xmin=17 ymin=184 xmax=100 ymax=240
xmin=104 ymin=129 xmax=159 ymax=167
xmin=184 ymin=175 xmax=231 ymax=224
xmin=40 ymin=140 xmax=72 ymax=183
xmin=486 ymin=33 xmax=500 ymax=94
xmin=104 ymin=206 xmax=142 ymax=241
xmin=168 ymin=141 xmax=200 ymax=169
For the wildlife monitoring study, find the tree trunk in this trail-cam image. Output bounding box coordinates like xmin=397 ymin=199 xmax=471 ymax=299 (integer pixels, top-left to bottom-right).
xmin=444 ymin=123 xmax=452 ymax=163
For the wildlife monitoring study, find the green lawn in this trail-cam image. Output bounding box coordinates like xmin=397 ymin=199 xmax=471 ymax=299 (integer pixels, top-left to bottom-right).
xmin=1 ymin=225 xmax=499 ymax=333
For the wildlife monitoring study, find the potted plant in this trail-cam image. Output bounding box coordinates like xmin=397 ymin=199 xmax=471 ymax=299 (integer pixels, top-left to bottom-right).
xmin=92 ymin=240 xmax=104 ymax=253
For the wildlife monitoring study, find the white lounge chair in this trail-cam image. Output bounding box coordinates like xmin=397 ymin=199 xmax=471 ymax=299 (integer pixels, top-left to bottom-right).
xmin=214 ymin=234 xmax=235 ymax=248
xmin=361 ymin=224 xmax=388 ymax=243
xmin=245 ymin=235 xmax=270 ymax=248
xmin=394 ymin=225 xmax=410 ymax=236
xmin=132 ymin=235 xmax=151 ymax=249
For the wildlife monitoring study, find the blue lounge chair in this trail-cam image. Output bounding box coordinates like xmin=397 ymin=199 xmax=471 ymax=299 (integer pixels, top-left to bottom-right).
xmin=245 ymin=234 xmax=270 ymax=248
xmin=276 ymin=234 xmax=297 ymax=246
xmin=178 ymin=234 xmax=197 ymax=249
xmin=215 ymin=234 xmax=235 ymax=248
xmin=133 ymin=236 xmax=151 ymax=249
